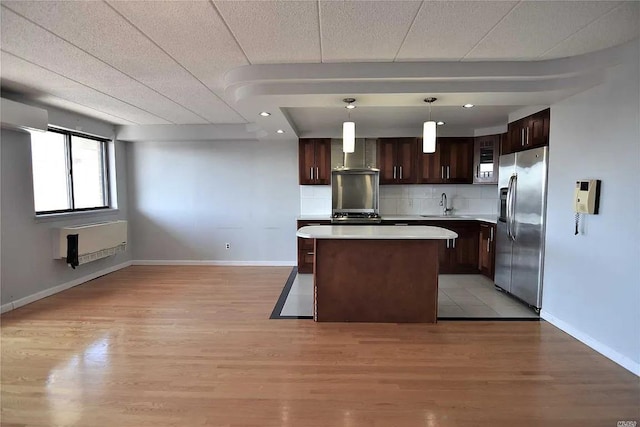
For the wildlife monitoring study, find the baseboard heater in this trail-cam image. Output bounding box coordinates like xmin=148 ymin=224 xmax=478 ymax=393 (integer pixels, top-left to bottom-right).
xmin=53 ymin=220 xmax=127 ymax=268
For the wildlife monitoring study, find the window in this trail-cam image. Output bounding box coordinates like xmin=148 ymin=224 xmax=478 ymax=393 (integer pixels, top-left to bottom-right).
xmin=30 ymin=128 xmax=110 ymax=214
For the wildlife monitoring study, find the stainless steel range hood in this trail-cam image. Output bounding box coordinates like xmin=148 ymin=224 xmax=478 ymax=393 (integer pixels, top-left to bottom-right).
xmin=331 ymin=138 xmax=377 ymax=169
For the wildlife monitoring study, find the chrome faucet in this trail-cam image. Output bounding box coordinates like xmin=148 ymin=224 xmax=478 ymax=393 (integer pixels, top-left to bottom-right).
xmin=440 ymin=193 xmax=453 ymax=216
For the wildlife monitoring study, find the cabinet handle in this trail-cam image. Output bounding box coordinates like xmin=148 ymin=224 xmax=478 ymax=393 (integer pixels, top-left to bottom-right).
xmin=395 ymin=223 xmax=409 ymax=226
xmin=490 ymin=227 xmax=494 ymax=241
xmin=447 ymin=166 xmax=450 ymax=180
xmin=399 ymin=166 xmax=403 ymax=180
xmin=526 ymin=127 xmax=530 ymax=145
xmin=307 ymin=252 xmax=314 ymax=256
xmin=441 ymin=166 xmax=444 ymax=179
xmin=393 ymin=166 xmax=397 ymax=179
xmin=446 ymin=239 xmax=450 ymax=249
xmin=452 ymin=239 xmax=456 ymax=249
xmin=521 ymin=128 xmax=525 ymax=146
xmin=487 ymin=239 xmax=490 ymax=253
xmin=310 ymin=167 xmax=314 ymax=180
xmin=476 ymin=165 xmax=480 ymax=177
xmin=316 ymin=167 xmax=319 ymax=180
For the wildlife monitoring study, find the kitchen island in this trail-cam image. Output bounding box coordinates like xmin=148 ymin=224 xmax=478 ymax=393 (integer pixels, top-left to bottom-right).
xmin=296 ymin=225 xmax=458 ymax=323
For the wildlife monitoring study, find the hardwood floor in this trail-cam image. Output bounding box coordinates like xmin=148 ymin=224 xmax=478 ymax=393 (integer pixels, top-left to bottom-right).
xmin=1 ymin=266 xmax=638 ymax=427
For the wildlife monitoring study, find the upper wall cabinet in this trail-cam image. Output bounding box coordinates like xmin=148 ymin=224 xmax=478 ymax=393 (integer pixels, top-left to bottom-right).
xmin=473 ymin=134 xmax=502 ymax=184
xmin=377 ymin=138 xmax=418 ymax=184
xmin=504 ymin=108 xmax=550 ymax=154
xmin=417 ymin=137 xmax=474 ymax=184
xmin=299 ymin=138 xmax=331 ymax=185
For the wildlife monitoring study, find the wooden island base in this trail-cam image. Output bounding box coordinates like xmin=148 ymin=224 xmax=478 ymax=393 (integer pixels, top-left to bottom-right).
xmin=314 ymin=239 xmax=439 ymax=322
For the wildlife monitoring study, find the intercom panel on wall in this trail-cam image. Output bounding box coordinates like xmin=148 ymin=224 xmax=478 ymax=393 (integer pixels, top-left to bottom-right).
xmin=574 ymin=179 xmax=601 ymax=214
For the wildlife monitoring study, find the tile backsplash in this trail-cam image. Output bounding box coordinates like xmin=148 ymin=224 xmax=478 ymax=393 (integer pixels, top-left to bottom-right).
xmin=300 ymin=184 xmax=499 ymax=216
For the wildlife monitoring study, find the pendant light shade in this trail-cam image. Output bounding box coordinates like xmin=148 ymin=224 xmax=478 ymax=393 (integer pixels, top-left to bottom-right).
xmin=423 ymin=120 xmax=436 ymax=153
xmin=423 ymin=97 xmax=437 ymax=153
xmin=342 ymin=98 xmax=356 ymax=153
xmin=343 ymin=121 xmax=355 ymax=153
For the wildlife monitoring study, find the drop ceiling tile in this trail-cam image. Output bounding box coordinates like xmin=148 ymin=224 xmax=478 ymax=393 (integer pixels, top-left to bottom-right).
xmin=396 ymin=1 xmax=517 ymax=61
xmin=319 ymin=1 xmax=421 ymax=62
xmin=540 ymin=1 xmax=640 ymax=59
xmin=30 ymin=96 xmax=139 ymax=126
xmin=1 ymin=52 xmax=169 ymax=124
xmin=214 ymin=0 xmax=321 ymax=64
xmin=108 ymin=1 xmax=248 ymax=93
xmin=465 ymin=1 xmax=622 ymax=60
xmin=0 ymin=4 xmax=207 ymax=124
xmin=3 ymin=1 xmax=244 ymax=124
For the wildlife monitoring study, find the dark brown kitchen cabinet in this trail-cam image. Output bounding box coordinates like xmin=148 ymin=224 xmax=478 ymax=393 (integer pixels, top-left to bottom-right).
xmin=505 ymin=109 xmax=550 ymax=154
xmin=478 ymin=222 xmax=496 ymax=279
xmin=421 ymin=220 xmax=479 ymax=274
xmin=296 ymin=220 xmax=330 ymax=273
xmin=417 ymin=137 xmax=474 ymax=184
xmin=299 ymin=139 xmax=331 ymax=185
xmin=473 ymin=134 xmax=501 ymax=184
xmin=377 ymin=138 xmax=418 ymax=184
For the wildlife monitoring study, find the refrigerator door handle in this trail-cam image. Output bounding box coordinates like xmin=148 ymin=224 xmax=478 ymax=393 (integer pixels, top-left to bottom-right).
xmin=509 ymin=175 xmax=517 ymax=241
xmin=506 ymin=174 xmax=516 ymax=240
xmin=505 ymin=176 xmax=512 ymax=239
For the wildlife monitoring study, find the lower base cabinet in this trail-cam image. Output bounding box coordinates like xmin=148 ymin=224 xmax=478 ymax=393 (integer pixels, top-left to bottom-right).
xmin=424 ymin=221 xmax=480 ymax=274
xmin=478 ymin=222 xmax=496 ymax=279
xmin=298 ymin=220 xmax=492 ymax=276
xmin=297 ymin=220 xmax=330 ymax=273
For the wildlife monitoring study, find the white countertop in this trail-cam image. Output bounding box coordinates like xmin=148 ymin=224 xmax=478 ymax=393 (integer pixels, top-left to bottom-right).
xmin=297 ymin=214 xmax=497 ymax=224
xmin=297 ymin=225 xmax=458 ymax=240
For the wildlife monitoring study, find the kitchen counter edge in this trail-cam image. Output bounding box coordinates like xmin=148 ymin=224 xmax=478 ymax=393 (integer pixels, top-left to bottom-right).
xmin=297 ymin=215 xmax=497 ymax=224
xmin=297 ymin=225 xmax=458 ymax=240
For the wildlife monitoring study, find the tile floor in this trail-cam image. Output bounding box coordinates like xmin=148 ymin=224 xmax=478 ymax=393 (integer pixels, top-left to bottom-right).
xmin=279 ymin=273 xmax=539 ymax=319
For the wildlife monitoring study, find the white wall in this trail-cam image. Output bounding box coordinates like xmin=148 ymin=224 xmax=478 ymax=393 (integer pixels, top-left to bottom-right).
xmin=301 ymin=184 xmax=498 ymax=216
xmin=126 ymin=139 xmax=299 ymax=264
xmin=1 ymin=124 xmax=131 ymax=309
xmin=543 ymin=46 xmax=640 ymax=374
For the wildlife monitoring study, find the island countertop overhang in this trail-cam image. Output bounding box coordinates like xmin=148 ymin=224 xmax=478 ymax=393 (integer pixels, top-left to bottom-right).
xmin=297 ymin=225 xmax=458 ymax=240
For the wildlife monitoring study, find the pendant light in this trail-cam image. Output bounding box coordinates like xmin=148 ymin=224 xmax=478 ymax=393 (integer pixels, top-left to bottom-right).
xmin=423 ymin=97 xmax=437 ymax=153
xmin=342 ymin=98 xmax=356 ymax=153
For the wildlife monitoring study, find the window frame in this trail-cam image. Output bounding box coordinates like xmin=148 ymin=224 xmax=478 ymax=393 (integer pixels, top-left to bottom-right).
xmin=33 ymin=127 xmax=111 ymax=215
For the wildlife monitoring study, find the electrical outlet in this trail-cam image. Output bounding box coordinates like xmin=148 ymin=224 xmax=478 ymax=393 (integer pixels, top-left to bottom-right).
xmin=225 ymin=243 xmax=230 ymax=250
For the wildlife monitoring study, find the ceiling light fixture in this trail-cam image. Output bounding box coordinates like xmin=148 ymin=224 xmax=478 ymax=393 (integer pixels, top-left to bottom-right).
xmin=423 ymin=97 xmax=437 ymax=153
xmin=276 ymin=129 xmax=285 ymax=134
xmin=259 ymin=111 xmax=271 ymax=117
xmin=463 ymin=104 xmax=474 ymax=108
xmin=437 ymin=121 xmax=445 ymax=126
xmin=342 ymin=98 xmax=356 ymax=153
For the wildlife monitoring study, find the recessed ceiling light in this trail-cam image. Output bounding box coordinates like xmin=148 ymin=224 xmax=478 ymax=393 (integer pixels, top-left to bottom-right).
xmin=259 ymin=111 xmax=271 ymax=117
xmin=345 ymin=104 xmax=356 ymax=110
xmin=436 ymin=121 xmax=445 ymax=126
xmin=276 ymin=129 xmax=285 ymax=134
xmin=463 ymin=104 xmax=474 ymax=108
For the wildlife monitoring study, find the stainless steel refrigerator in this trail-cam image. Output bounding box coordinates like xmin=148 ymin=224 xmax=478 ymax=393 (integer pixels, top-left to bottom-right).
xmin=495 ymin=146 xmax=548 ymax=310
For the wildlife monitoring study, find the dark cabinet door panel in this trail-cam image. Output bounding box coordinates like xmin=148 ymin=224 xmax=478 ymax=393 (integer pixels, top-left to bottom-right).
xmin=315 ymin=139 xmax=332 ymax=184
xmin=396 ymin=138 xmax=418 ymax=183
xmin=446 ymin=137 xmax=473 ymax=183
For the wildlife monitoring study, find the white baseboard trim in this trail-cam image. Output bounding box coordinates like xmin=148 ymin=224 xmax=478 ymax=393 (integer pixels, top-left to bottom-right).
xmin=541 ymin=310 xmax=640 ymax=376
xmin=131 ymin=260 xmax=296 ymax=267
xmin=1 ymin=260 xmax=133 ymax=314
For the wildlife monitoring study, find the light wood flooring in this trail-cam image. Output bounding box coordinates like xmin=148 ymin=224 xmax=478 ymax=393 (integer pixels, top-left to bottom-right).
xmin=1 ymin=266 xmax=638 ymax=426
